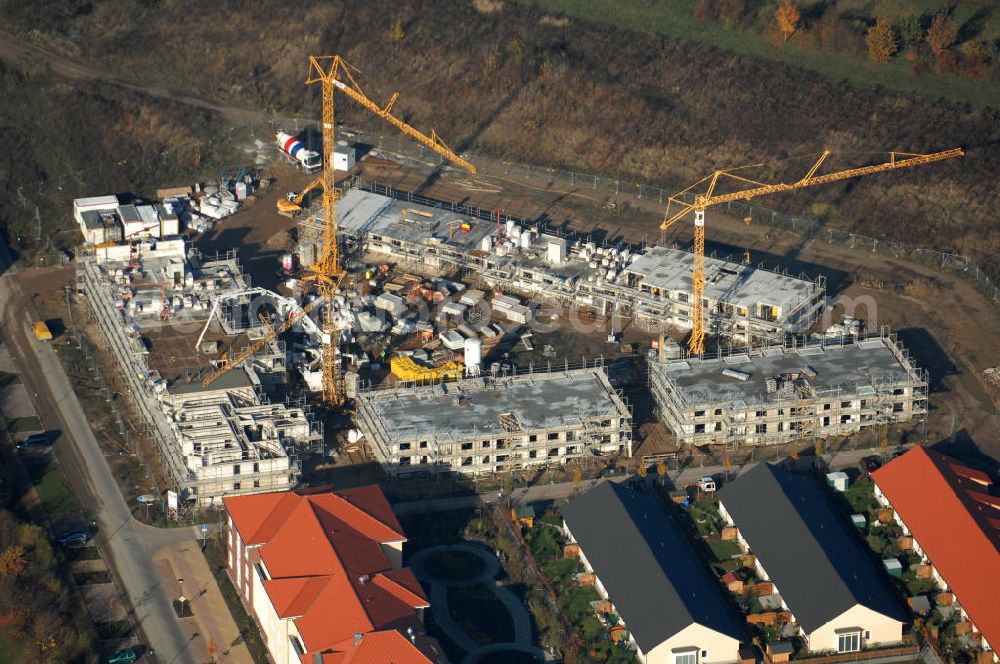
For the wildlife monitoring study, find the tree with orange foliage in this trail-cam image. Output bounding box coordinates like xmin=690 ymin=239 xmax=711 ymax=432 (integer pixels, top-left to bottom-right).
xmin=775 ymin=0 xmax=801 ymax=42
xmin=866 ymin=19 xmax=898 ymax=62
xmin=0 ymin=546 xmax=26 ymax=577
xmin=926 ymin=12 xmax=957 ymax=56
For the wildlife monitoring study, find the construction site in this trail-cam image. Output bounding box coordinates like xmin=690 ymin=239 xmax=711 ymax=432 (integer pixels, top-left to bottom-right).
xmin=64 ymin=52 xmax=971 ymax=504
xmin=648 ymin=330 xmax=928 ymax=447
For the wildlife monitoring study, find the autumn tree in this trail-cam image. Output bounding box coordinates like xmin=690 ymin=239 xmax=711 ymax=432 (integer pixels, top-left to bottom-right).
xmin=718 ymin=0 xmax=746 ymax=29
xmin=637 ymin=462 xmax=648 ymax=479
xmin=389 ymin=18 xmax=405 ymax=43
xmin=926 ymin=12 xmax=957 ymax=56
xmin=866 ymin=19 xmax=898 ymax=62
xmin=693 ymin=0 xmax=716 ymax=22
xmin=656 ymin=460 xmax=669 ymax=484
xmin=775 ymin=0 xmax=801 ymax=41
xmin=0 ymin=546 xmax=26 ymax=577
xmin=571 ymin=465 xmax=583 ymax=487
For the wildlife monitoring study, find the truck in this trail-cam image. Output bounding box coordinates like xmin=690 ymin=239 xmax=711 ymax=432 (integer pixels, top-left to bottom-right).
xmin=276 ymin=131 xmax=322 ymax=173
xmin=33 ymin=321 xmax=53 ymax=341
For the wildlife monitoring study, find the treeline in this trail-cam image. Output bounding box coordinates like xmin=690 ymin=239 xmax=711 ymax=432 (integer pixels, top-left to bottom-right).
xmin=0 ymin=509 xmax=93 ymax=662
xmin=694 ymin=0 xmax=997 ymax=77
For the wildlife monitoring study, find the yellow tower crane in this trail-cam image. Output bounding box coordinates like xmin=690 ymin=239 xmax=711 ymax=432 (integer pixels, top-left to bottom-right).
xmin=201 ymin=57 xmax=476 ymax=398
xmin=661 ymin=148 xmax=964 ymax=356
xmin=303 ymin=55 xmax=476 ymax=405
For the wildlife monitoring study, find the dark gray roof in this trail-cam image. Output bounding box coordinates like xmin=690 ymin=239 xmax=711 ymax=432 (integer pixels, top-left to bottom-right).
xmin=561 ymin=481 xmax=745 ymax=651
xmin=717 ymin=464 xmax=905 ymax=632
xmin=167 ymin=366 xmax=252 ymax=394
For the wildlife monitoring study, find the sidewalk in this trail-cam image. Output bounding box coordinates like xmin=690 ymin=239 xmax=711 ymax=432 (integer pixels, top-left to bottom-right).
xmin=392 ymin=446 xmax=893 ymax=514
xmin=153 ymin=540 xmax=252 ymax=664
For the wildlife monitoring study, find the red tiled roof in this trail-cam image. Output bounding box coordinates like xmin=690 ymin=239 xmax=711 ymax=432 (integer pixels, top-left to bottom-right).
xmin=299 ymin=630 xmax=445 ymax=664
xmin=225 ymin=486 xmax=434 ymax=662
xmin=871 ymin=447 xmax=1000 ymax=651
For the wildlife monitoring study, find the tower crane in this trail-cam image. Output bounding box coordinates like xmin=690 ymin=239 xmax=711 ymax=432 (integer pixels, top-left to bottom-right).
xmin=303 ymin=54 xmax=476 ymax=406
xmin=204 ymin=56 xmax=476 ymax=400
xmin=661 ymin=148 xmax=964 ymax=356
xmin=201 ymin=298 xmax=321 ymax=388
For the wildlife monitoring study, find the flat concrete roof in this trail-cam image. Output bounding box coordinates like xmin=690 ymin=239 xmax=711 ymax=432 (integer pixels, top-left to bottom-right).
xmin=627 ymin=245 xmax=819 ymax=309
xmin=328 ymin=189 xmax=495 ymax=252
xmin=360 ymin=368 xmax=629 ymax=442
xmin=654 ymin=337 xmax=919 ymax=408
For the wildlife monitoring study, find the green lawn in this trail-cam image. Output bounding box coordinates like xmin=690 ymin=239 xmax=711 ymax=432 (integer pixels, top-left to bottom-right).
xmin=447 ymin=584 xmax=516 ymax=645
xmin=0 ymin=371 xmax=21 ymax=387
xmin=0 ymin=628 xmax=24 ymax=664
xmin=28 ymin=462 xmax=79 ymax=516
xmin=707 ymin=538 xmax=743 ymax=563
xmin=841 ymin=479 xmax=878 ymax=514
xmin=514 ymin=0 xmax=1000 ymax=108
xmin=5 ymin=416 xmax=43 ymax=433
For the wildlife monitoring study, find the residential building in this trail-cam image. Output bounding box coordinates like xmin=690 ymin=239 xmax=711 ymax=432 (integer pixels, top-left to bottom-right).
xmin=562 ymin=481 xmax=745 ymax=664
xmin=871 ymin=447 xmax=1000 ymax=662
xmin=355 ymin=364 xmax=633 ymax=475
xmin=717 ymin=464 xmax=906 ymax=654
xmin=224 ymin=486 xmax=445 ymax=664
xmin=650 ymin=333 xmax=927 ymax=446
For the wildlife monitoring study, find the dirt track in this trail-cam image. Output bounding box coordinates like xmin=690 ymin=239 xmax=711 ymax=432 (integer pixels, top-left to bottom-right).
xmin=0 ymin=29 xmax=266 ymax=125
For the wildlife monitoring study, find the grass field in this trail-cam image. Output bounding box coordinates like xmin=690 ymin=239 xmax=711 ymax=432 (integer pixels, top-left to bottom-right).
xmin=707 ymin=538 xmax=743 ymax=563
xmin=27 ymin=461 xmax=80 ymax=516
xmin=515 ymin=0 xmax=1000 ymax=108
xmin=0 ymin=629 xmax=23 ymax=664
xmin=5 ymin=416 xmax=42 ymax=433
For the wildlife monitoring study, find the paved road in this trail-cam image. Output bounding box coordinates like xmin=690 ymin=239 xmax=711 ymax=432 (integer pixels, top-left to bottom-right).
xmin=392 ymin=446 xmax=890 ymax=514
xmin=0 ymin=255 xmax=196 ymax=663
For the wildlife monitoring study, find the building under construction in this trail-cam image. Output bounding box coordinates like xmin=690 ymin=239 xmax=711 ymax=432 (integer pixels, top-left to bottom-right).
xmin=76 ymin=244 xmax=322 ymax=505
xmin=648 ymin=331 xmax=927 ymax=447
xmin=304 ymin=187 xmax=826 ymax=344
xmin=355 ymin=363 xmax=632 ymax=475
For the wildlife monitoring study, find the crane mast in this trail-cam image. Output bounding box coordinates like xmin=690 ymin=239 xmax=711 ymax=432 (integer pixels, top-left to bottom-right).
xmin=661 ymin=148 xmax=964 ymax=356
xmin=305 ymin=55 xmax=476 ymax=406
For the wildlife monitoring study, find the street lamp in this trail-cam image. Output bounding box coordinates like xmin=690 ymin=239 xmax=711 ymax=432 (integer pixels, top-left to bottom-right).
xmin=178 ymin=577 xmax=187 ymax=616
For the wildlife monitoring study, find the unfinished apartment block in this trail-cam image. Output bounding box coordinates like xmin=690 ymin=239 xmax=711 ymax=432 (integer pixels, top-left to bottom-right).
xmin=306 ymin=188 xmax=825 ymax=344
xmin=649 ymin=333 xmax=927 ymax=446
xmin=161 ymin=376 xmax=312 ymax=499
xmin=77 ymin=247 xmax=320 ymax=505
xmin=355 ymin=365 xmax=632 ymax=475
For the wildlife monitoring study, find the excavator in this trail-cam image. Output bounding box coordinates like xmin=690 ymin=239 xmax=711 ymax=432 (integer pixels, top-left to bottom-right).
xmin=276 ymin=178 xmax=324 ymax=217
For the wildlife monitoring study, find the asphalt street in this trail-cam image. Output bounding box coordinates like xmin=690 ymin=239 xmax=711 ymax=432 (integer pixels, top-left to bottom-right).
xmin=0 ymin=250 xmax=196 ymax=664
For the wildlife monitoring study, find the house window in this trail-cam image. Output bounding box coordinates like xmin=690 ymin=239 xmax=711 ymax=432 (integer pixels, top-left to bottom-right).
xmin=419 ymin=440 xmax=428 ymax=449
xmin=289 ymin=636 xmax=305 ymax=657
xmin=701 ymin=651 xmax=709 ymax=659
xmin=837 ymin=630 xmax=861 ymax=653
xmin=674 ymin=649 xmax=698 ymax=664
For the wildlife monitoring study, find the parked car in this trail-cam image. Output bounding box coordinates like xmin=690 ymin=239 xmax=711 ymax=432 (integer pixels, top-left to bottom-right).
xmin=15 ymin=432 xmax=50 ymax=451
xmin=106 ymin=648 xmax=137 ymax=664
xmin=57 ymin=529 xmax=90 ymax=547
xmin=858 ymin=455 xmax=881 ymax=477
xmin=697 ymin=476 xmax=717 ymax=492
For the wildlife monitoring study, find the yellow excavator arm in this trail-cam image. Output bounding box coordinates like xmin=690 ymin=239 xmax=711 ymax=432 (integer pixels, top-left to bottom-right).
xmin=276 ymin=177 xmax=324 ymax=215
